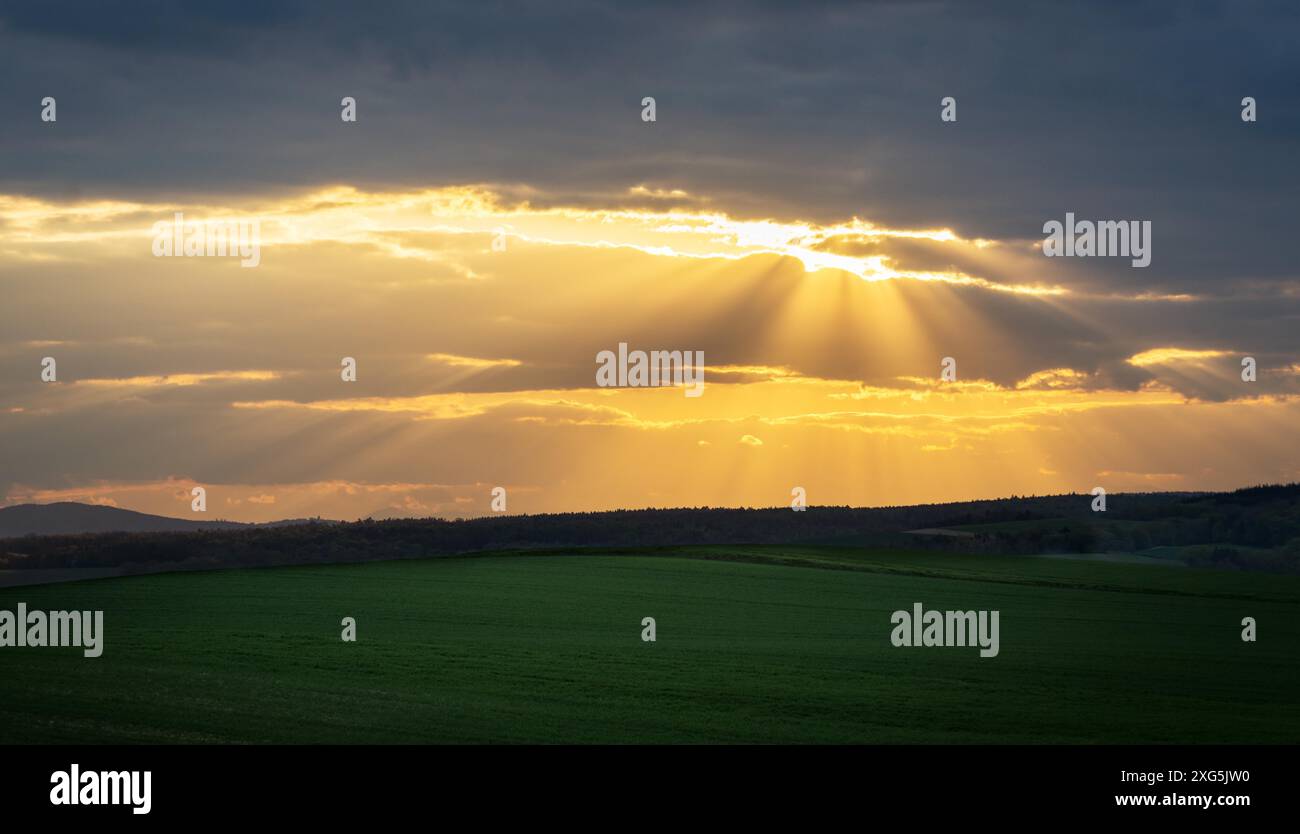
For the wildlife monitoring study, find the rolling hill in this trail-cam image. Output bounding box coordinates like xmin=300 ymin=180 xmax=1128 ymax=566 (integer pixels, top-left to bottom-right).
xmin=0 ymin=502 xmax=248 ymax=538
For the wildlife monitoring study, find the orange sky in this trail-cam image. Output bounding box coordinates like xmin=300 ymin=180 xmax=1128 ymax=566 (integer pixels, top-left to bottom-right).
xmin=1 ymin=186 xmax=1298 ymax=521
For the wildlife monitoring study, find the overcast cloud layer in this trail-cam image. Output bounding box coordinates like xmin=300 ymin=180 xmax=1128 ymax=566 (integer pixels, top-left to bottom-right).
xmin=4 ymin=1 xmax=1300 ymax=292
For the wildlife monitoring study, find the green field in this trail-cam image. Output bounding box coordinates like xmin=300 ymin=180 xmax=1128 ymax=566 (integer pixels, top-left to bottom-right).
xmin=1 ymin=547 xmax=1297 ymax=743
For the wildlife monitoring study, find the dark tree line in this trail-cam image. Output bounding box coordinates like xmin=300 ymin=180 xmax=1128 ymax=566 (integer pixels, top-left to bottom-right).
xmin=2 ymin=484 xmax=1297 ymax=574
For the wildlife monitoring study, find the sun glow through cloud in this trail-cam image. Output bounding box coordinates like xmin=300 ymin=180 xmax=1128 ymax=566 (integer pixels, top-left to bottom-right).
xmin=2 ymin=183 xmax=1298 ymax=521
xmin=0 ymin=185 xmax=1062 ymax=294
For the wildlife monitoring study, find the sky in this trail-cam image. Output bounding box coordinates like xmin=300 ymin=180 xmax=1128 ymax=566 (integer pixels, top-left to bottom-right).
xmin=1 ymin=1 xmax=1298 ymax=521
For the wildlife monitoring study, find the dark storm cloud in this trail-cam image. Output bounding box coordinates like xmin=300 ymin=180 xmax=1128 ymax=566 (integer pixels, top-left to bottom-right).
xmin=2 ymin=0 xmax=1298 ymax=297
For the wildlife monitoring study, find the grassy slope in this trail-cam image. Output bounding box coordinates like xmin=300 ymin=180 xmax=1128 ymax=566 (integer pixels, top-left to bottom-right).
xmin=0 ymin=546 xmax=1296 ymax=744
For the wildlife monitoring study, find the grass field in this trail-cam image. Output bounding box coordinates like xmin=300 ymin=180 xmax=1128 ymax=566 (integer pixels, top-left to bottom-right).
xmin=1 ymin=546 xmax=1297 ymax=743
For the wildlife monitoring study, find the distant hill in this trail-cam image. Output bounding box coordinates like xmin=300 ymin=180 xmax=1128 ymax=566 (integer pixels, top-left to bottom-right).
xmin=0 ymin=502 xmax=251 ymax=538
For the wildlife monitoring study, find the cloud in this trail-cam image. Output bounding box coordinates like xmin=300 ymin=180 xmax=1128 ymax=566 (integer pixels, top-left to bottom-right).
xmin=73 ymin=370 xmax=282 ymax=388
xmin=2 ymin=3 xmax=1298 ymax=518
xmin=425 ymin=353 xmax=522 ymax=369
xmin=2 ymin=2 xmax=1298 ymax=295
